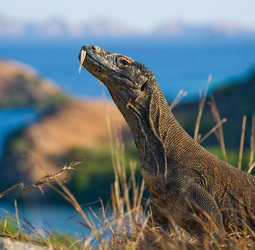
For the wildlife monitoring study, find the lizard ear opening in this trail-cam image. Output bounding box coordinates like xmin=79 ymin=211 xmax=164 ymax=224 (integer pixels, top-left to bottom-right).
xmin=141 ymin=80 xmax=148 ymax=91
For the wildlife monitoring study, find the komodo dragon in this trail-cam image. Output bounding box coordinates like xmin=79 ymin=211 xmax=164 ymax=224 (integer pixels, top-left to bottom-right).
xmin=79 ymin=45 xmax=255 ymax=238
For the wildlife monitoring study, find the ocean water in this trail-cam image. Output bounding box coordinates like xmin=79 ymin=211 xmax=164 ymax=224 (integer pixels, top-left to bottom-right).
xmin=0 ymin=201 xmax=92 ymax=235
xmin=0 ymin=36 xmax=255 ymax=100
xmin=0 ymin=108 xmax=38 ymax=156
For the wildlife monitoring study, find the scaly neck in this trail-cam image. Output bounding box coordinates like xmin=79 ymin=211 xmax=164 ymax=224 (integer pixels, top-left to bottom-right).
xmin=134 ymin=88 xmax=211 ymax=176
xmin=110 ymin=85 xmax=212 ymax=177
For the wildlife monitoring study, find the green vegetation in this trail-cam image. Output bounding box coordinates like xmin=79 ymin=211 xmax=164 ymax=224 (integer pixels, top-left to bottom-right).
xmin=1 ymin=128 xmax=30 ymax=154
xmin=0 ymin=217 xmax=17 ymax=235
xmin=63 ymin=143 xmax=139 ymax=203
xmin=0 ymin=98 xmax=28 ymax=108
xmin=8 ymin=137 xmax=31 ymax=154
xmin=36 ymin=91 xmax=69 ymax=114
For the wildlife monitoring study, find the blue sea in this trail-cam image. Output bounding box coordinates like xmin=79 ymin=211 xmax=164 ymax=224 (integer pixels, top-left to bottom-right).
xmin=0 ymin=201 xmax=95 ymax=236
xmin=0 ymin=36 xmax=255 ymax=100
xmin=0 ymin=108 xmax=38 ymax=156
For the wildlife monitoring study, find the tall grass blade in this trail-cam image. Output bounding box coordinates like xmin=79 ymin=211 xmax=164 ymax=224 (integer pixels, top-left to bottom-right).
xmin=194 ymin=74 xmax=211 ymax=141
xmin=208 ymin=96 xmax=228 ymax=162
xmin=169 ymin=89 xmax=187 ymax=109
xmin=249 ymin=113 xmax=255 ymax=168
xmin=238 ymin=115 xmax=247 ymax=170
xmin=199 ymin=118 xmax=227 ymax=144
xmin=247 ymin=161 xmax=255 ymax=174
xmin=14 ymin=200 xmax=20 ymax=234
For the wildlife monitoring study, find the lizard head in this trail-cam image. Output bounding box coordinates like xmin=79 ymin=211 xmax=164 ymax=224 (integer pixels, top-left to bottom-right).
xmin=79 ymin=45 xmax=158 ymax=109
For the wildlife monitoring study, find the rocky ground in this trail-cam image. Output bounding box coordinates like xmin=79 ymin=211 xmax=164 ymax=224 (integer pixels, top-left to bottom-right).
xmin=0 ymin=238 xmax=47 ymax=250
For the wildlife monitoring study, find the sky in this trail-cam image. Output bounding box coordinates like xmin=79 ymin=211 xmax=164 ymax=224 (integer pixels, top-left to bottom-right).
xmin=1 ymin=0 xmax=255 ymax=32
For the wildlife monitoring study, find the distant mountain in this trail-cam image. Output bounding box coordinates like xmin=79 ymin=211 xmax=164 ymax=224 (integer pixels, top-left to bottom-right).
xmin=153 ymin=21 xmax=255 ymax=38
xmin=0 ymin=15 xmax=137 ymax=38
xmin=0 ymin=15 xmax=254 ymax=38
xmin=0 ymin=16 xmax=24 ymax=37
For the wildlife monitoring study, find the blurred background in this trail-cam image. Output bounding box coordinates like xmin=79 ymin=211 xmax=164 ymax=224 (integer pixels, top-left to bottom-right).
xmin=0 ymin=0 xmax=255 ymax=234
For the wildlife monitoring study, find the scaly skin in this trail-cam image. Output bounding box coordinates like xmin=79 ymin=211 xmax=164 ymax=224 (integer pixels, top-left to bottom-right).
xmin=79 ymin=45 xmax=255 ymax=238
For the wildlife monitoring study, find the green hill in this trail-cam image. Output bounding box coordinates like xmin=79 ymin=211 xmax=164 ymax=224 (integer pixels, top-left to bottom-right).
xmin=0 ymin=60 xmax=68 ymax=111
xmin=174 ymin=69 xmax=255 ymax=149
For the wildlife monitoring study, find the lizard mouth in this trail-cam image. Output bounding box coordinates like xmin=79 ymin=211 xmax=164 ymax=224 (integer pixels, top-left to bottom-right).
xmin=78 ymin=47 xmax=111 ymax=85
xmin=79 ymin=48 xmax=104 ymax=73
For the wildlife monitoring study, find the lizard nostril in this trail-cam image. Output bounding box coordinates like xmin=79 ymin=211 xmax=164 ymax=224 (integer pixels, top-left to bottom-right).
xmin=91 ymin=46 xmax=97 ymax=52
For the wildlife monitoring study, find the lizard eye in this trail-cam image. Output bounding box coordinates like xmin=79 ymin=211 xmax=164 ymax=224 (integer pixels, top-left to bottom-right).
xmin=119 ymin=58 xmax=129 ymax=66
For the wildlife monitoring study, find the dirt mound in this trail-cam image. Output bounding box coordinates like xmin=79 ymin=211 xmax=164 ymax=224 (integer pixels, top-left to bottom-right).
xmin=1 ymin=99 xmax=130 ymax=184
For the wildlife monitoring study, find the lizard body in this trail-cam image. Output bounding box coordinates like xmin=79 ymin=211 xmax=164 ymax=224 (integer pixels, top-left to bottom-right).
xmin=79 ymin=45 xmax=255 ymax=237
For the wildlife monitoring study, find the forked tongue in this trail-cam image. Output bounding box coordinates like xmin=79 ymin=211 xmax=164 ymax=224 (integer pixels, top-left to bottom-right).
xmin=78 ymin=49 xmax=87 ymax=74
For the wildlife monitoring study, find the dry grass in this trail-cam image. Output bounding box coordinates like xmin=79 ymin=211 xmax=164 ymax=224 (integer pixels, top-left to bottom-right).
xmin=1 ymin=80 xmax=255 ymax=249
xmin=238 ymin=115 xmax=247 ymax=170
xmin=207 ymin=96 xmax=228 ymax=162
